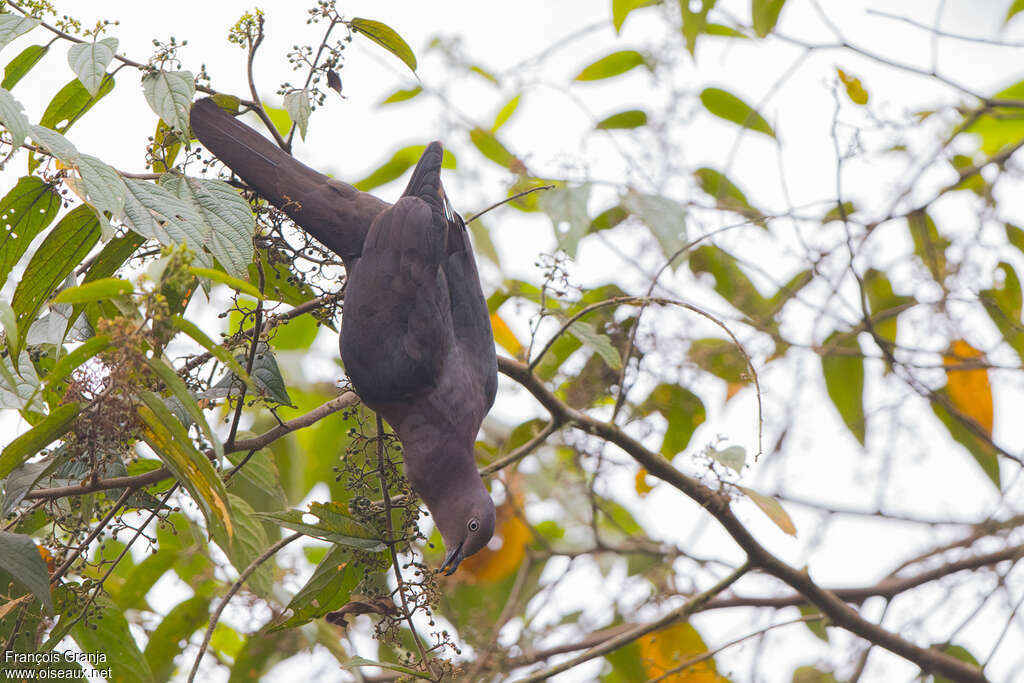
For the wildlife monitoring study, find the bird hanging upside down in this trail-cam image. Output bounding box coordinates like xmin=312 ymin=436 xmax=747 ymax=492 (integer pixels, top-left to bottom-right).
xmin=190 ymin=98 xmax=497 ymax=574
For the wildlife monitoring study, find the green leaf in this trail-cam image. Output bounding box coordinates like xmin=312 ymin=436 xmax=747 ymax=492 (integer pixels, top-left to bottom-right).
xmin=143 ymin=354 xmax=222 ymax=461
xmin=798 ymin=604 xmax=829 ymax=643
xmin=567 ymin=320 xmax=622 ymax=370
xmin=71 ymin=593 xmax=156 ymax=683
xmin=0 ymin=15 xmax=40 ymax=53
xmin=680 ymin=0 xmax=716 ymax=56
xmin=706 ymin=444 xmax=745 ymax=472
xmin=863 ymin=268 xmax=914 ymax=345
xmin=225 ymin=447 xmax=287 ymax=513
xmin=271 ymin=545 xmax=358 ymax=631
xmin=980 ymin=262 xmax=1024 ymax=361
xmin=693 ymin=167 xmax=754 ymax=212
xmin=137 ymin=391 xmax=235 ymax=540
xmin=10 ymin=205 xmax=100 ymax=351
xmin=38 ymin=74 xmax=115 ymax=134
xmin=205 ymin=341 xmax=291 ymax=405
xmin=212 ymin=494 xmax=273 ymax=598
xmin=29 ymin=123 xmax=79 ymax=162
xmin=469 ymin=64 xmax=499 ymax=85
xmin=123 ymin=178 xmax=210 ymax=265
xmin=700 ymin=87 xmax=775 ymax=137
xmin=264 ymin=104 xmax=291 ymax=139
xmin=254 ymin=503 xmax=385 ymax=551
xmin=1006 ymin=0 xmax=1024 ymax=25
xmin=0 ymin=347 xmax=44 ymax=413
xmin=752 ymin=0 xmax=788 ymax=37
xmin=931 ymin=389 xmax=1000 ymax=489
xmin=1 ymin=451 xmax=67 ymax=517
xmin=596 ymin=109 xmax=647 ymax=129
xmin=73 ymin=153 xmax=127 ymax=225
xmin=574 ymin=50 xmax=646 ymax=81
xmin=492 ymin=94 xmax=520 ymax=131
xmin=931 ymin=642 xmax=981 ymax=683
xmin=0 ymin=86 xmax=29 ymax=153
xmin=613 ymin=0 xmax=659 ymax=33
xmin=706 ymin=23 xmax=748 ymax=38
xmin=0 ymin=530 xmax=53 ymax=613
xmin=141 ymin=69 xmax=195 ymax=133
xmin=342 ymin=656 xmax=431 ymax=680
xmin=166 ymin=315 xmax=259 ymax=394
xmin=283 ymin=89 xmax=310 ymax=141
xmin=188 ymin=266 xmax=261 ymax=299
xmin=2 ymin=43 xmax=48 ymax=90
xmin=66 ymin=37 xmax=118 ymax=96
xmin=641 ymin=383 xmax=706 ymax=458
xmin=52 ymin=277 xmax=131 ymax=305
xmin=907 ymin=210 xmax=949 ymax=285
xmin=737 ymin=485 xmax=796 ymax=535
xmin=0 ymin=402 xmax=79 ymax=480
xmin=689 ymin=337 xmax=749 ymax=384
xmin=539 ymin=183 xmax=591 ymax=257
xmin=689 ymin=245 xmax=772 ymax=320
xmin=144 ymin=595 xmax=211 ymax=681
xmin=821 ymin=331 xmax=866 ymax=446
xmin=622 ymin=192 xmax=687 ymax=262
xmin=469 ymin=127 xmax=515 ymax=169
xmin=792 ymin=666 xmax=839 ymax=683
xmin=354 ymin=144 xmax=457 ymax=192
xmin=0 ymin=176 xmax=61 ymax=286
xmin=161 ymin=175 xmax=254 ymax=279
xmin=350 ymin=18 xmax=417 ymax=73
xmin=378 ymin=85 xmax=421 ymax=105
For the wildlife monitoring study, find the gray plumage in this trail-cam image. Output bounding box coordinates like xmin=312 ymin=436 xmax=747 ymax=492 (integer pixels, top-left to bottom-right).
xmin=190 ymin=98 xmax=497 ymax=573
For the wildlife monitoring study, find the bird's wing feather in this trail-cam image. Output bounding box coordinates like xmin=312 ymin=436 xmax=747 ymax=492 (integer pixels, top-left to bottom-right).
xmin=445 ymin=223 xmax=498 ymax=411
xmin=190 ymin=98 xmax=387 ymax=264
xmin=341 ymin=196 xmax=453 ymax=403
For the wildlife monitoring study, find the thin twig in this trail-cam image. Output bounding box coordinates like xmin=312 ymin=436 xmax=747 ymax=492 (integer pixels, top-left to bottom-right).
xmin=508 ymin=563 xmax=750 ymax=683
xmin=186 ymin=532 xmax=303 ymax=683
xmin=465 ymin=185 xmax=555 ymax=223
xmin=375 ymin=414 xmax=436 ymax=679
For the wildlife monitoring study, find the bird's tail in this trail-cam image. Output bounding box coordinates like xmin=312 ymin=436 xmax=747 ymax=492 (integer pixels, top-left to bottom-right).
xmin=402 ymin=142 xmax=463 ymax=245
xmin=189 ymin=97 xmax=387 ymax=263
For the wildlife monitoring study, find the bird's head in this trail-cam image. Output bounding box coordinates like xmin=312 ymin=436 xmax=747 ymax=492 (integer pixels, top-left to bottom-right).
xmin=435 ymin=481 xmax=495 ymax=576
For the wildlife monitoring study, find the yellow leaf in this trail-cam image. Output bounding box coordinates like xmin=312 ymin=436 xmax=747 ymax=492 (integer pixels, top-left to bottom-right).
xmin=460 ymin=495 xmax=530 ymax=583
xmin=490 ymin=312 xmax=524 ymax=357
xmin=737 ymin=485 xmax=797 ymax=536
xmin=943 ymin=340 xmax=993 ymax=434
xmin=725 ymin=381 xmax=744 ymax=402
xmin=637 ymin=621 xmax=721 ymax=682
xmin=836 ymin=67 xmax=869 ymax=105
xmin=635 ymin=468 xmax=654 ymax=497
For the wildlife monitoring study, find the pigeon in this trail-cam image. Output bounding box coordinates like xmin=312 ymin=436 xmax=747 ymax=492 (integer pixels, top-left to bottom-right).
xmin=190 ymin=98 xmax=497 ymax=573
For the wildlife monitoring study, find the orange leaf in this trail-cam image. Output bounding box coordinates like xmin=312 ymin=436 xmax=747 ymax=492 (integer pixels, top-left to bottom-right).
xmin=635 ymin=468 xmax=654 ymax=497
xmin=943 ymin=340 xmax=993 ymax=434
xmin=460 ymin=496 xmax=530 ymax=583
xmin=490 ymin=313 xmax=524 ymax=357
xmin=38 ymin=545 xmax=55 ymax=572
xmin=637 ymin=621 xmax=721 ymax=682
xmin=725 ymin=381 xmax=744 ymax=402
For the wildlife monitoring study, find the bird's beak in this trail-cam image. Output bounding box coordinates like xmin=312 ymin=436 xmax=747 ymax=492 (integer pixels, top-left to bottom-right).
xmin=440 ymin=542 xmax=465 ymax=576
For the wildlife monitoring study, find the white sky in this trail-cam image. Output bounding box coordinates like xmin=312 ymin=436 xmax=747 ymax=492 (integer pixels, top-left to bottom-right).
xmin=3 ymin=0 xmax=1024 ymax=681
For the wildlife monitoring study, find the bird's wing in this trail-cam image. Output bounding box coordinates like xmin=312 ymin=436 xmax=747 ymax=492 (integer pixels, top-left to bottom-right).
xmin=400 ymin=142 xmax=498 ymax=410
xmin=189 ymin=98 xmax=388 ymax=264
xmin=341 ymin=196 xmax=454 ymax=404
xmin=444 ymin=218 xmax=498 ymax=411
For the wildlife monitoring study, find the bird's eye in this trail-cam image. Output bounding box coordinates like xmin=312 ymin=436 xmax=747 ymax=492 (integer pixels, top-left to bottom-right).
xmin=467 ymin=518 xmax=480 ymax=533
